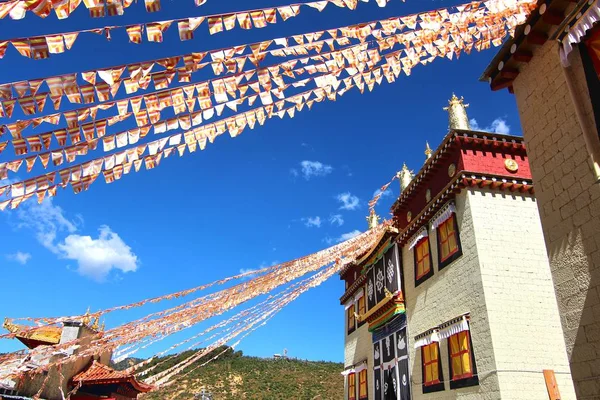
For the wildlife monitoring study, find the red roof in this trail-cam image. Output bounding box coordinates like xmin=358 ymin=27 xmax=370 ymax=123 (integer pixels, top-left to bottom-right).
xmin=71 ymin=361 xmax=154 ymax=393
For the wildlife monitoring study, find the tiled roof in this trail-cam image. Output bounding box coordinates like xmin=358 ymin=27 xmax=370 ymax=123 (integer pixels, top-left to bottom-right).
xmin=71 ymin=361 xmax=153 ymax=393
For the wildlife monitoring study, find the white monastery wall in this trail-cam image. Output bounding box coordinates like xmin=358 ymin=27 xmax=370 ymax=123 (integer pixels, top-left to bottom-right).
xmin=402 ymin=191 xmax=501 ymax=400
xmin=511 ymin=38 xmax=600 ymax=398
xmin=344 ymin=321 xmax=374 ymax=399
xmin=467 ymin=188 xmax=576 ymax=399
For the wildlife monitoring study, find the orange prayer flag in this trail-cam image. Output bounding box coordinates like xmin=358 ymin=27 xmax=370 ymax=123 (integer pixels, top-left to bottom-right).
xmin=63 ymin=32 xmax=78 ymax=49
xmin=126 ymin=25 xmax=143 ymax=44
xmin=144 ymin=0 xmax=159 ymax=12
xmin=12 ymin=40 xmax=32 ymax=58
xmin=178 ymin=20 xmax=193 ymax=41
xmin=208 ymin=16 xmax=223 ymax=34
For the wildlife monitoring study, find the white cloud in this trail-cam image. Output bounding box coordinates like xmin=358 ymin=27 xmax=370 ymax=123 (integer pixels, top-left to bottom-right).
xmin=337 ymin=192 xmax=360 ymax=211
xmin=329 ymin=214 xmax=344 ymax=227
xmin=337 ymin=230 xmax=362 ymax=243
xmin=302 ymin=216 xmax=322 ymax=228
xmin=56 ymin=226 xmax=138 ymax=282
xmin=14 ymin=199 xmax=139 ymax=282
xmin=299 ymin=161 xmax=333 ymax=180
xmin=6 ymin=251 xmax=31 ymax=265
xmin=289 ymin=168 xmax=299 ymax=178
xmin=469 ymin=117 xmax=511 ymax=134
xmin=16 ymin=198 xmax=77 ymax=251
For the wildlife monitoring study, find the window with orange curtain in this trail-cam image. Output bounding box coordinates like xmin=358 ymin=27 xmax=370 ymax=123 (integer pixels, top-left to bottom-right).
xmin=449 ymin=331 xmax=473 ymax=380
xmin=357 ymin=294 xmax=366 ymax=327
xmin=437 ymin=214 xmax=462 ymax=268
xmin=348 ymin=372 xmax=356 ymax=400
xmin=347 ymin=303 xmax=355 ymax=335
xmin=358 ymin=369 xmax=368 ymax=399
xmin=422 ymin=343 xmax=442 ymax=389
xmin=414 ymin=236 xmax=433 ymax=285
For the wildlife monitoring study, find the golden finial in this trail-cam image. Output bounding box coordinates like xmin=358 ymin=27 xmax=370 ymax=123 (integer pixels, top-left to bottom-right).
xmin=100 ymin=321 xmax=105 ymax=331
xmin=82 ymin=307 xmax=91 ymax=325
xmin=366 ymin=209 xmax=380 ymax=230
xmin=3 ymin=318 xmax=19 ymax=333
xmin=91 ymin=317 xmax=99 ymax=330
xmin=425 ymin=142 xmax=433 ymax=160
xmin=397 ymin=163 xmax=414 ymax=192
xmin=443 ymin=93 xmax=471 ymax=130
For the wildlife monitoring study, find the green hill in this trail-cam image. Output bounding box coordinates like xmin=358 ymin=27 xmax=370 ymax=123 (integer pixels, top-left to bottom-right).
xmin=122 ymin=347 xmax=344 ymax=400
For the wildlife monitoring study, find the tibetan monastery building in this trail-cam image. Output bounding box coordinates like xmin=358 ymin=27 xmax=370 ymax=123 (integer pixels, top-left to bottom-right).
xmin=481 ymin=0 xmax=600 ymax=397
xmin=0 ymin=314 xmax=152 ymax=400
xmin=340 ymin=96 xmax=577 ymax=400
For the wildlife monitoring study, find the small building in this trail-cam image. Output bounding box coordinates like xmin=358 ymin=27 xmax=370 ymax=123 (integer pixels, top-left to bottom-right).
xmin=340 ymin=96 xmax=577 ymax=399
xmin=1 ymin=314 xmax=152 ymax=400
xmin=481 ymin=0 xmax=600 ymax=397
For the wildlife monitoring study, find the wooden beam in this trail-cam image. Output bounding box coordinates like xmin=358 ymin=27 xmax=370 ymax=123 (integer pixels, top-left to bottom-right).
xmin=543 ymin=10 xmax=565 ymax=25
xmin=527 ymin=31 xmax=549 ymax=45
xmin=491 ymin=78 xmax=514 ymax=91
xmin=500 ymin=67 xmax=519 ymax=80
xmin=508 ymin=85 xmax=515 ymax=94
xmin=513 ymin=50 xmax=533 ymax=63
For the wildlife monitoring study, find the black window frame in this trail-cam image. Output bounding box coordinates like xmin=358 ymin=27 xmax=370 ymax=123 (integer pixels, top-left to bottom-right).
xmin=414 ymin=233 xmax=434 ymax=287
xmin=358 ymin=368 xmax=368 ymax=400
xmin=447 ymin=327 xmax=479 ymax=390
xmin=421 ymin=342 xmax=445 ymax=394
xmin=357 ymin=291 xmax=366 ymax=328
xmin=436 ymin=213 xmax=463 ymax=270
xmin=579 ymin=25 xmax=600 ymax=138
xmin=347 ymin=303 xmax=356 ymax=335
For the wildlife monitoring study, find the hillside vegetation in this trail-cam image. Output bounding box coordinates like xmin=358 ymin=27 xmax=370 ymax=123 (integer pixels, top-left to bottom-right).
xmin=118 ymin=347 xmax=344 ymax=400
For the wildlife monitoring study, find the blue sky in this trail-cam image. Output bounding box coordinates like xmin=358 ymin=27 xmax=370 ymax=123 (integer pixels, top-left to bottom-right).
xmin=0 ymin=0 xmax=520 ymax=362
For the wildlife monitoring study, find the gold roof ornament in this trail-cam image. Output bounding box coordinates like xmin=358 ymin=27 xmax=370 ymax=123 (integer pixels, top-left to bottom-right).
xmin=396 ymin=163 xmax=414 ymax=192
xmin=82 ymin=307 xmax=91 ymax=325
xmin=3 ymin=318 xmax=62 ymax=347
xmin=366 ymin=209 xmax=380 ymax=230
xmin=425 ymin=142 xmax=433 ymax=160
xmin=3 ymin=318 xmax=18 ymax=334
xmin=443 ymin=93 xmax=471 ymax=131
xmin=92 ymin=317 xmax=99 ymax=331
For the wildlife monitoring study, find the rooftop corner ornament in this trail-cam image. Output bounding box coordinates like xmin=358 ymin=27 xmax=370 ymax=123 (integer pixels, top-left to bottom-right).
xmin=397 ymin=163 xmax=414 ymax=192
xmin=367 ymin=209 xmax=380 ymax=230
xmin=444 ymin=93 xmax=471 ymax=131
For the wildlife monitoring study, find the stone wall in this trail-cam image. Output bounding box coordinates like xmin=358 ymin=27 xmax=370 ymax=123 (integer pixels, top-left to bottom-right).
xmin=403 ymin=188 xmax=576 ymax=399
xmin=468 ymin=188 xmax=576 ymax=399
xmin=403 ymin=191 xmax=501 ymax=399
xmin=511 ymin=38 xmax=600 ymax=398
xmin=344 ymin=322 xmax=374 ymax=399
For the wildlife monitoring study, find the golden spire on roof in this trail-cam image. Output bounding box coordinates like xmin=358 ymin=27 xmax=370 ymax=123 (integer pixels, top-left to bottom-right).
xmin=443 ymin=93 xmax=471 ymax=130
xmin=3 ymin=318 xmax=18 ymax=334
xmin=92 ymin=317 xmax=99 ymax=331
xmin=425 ymin=142 xmax=433 ymax=159
xmin=366 ymin=209 xmax=380 ymax=230
xmin=83 ymin=307 xmax=91 ymax=325
xmin=396 ymin=163 xmax=414 ymax=192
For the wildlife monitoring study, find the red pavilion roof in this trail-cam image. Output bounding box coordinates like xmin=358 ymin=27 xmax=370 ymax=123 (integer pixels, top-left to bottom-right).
xmin=71 ymin=361 xmax=154 ymax=393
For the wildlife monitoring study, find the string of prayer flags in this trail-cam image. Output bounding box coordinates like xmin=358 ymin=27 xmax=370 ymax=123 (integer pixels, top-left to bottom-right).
xmin=0 ymin=221 xmax=385 ymax=387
